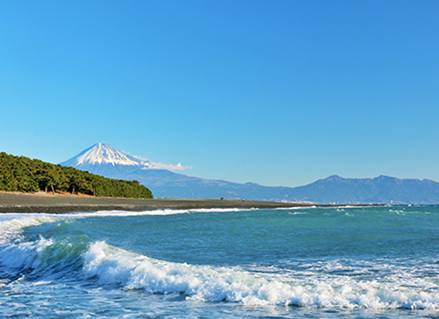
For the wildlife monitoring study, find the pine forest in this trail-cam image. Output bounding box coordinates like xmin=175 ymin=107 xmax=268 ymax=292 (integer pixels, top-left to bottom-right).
xmin=0 ymin=152 xmax=153 ymax=199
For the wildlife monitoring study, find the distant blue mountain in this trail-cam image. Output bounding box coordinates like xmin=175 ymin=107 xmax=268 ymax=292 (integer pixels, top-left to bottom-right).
xmin=287 ymin=174 xmax=439 ymax=205
xmin=61 ymin=144 xmax=439 ymax=204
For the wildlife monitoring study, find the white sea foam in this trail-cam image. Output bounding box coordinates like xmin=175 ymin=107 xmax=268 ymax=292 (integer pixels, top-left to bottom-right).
xmin=0 ymin=208 xmax=249 ymax=221
xmin=275 ymin=206 xmax=314 ymax=210
xmin=32 ymin=281 xmax=52 ymax=287
xmin=0 ymin=236 xmax=54 ymax=270
xmin=54 ymin=207 xmax=248 ymax=218
xmin=0 ymin=215 xmax=57 ymax=246
xmin=0 ymin=215 xmax=60 ymax=273
xmin=81 ymin=241 xmax=439 ymax=309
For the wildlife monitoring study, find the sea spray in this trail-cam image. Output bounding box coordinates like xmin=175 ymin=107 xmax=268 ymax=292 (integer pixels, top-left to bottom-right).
xmin=0 ymin=215 xmax=57 ymax=246
xmin=0 ymin=215 xmax=89 ymax=280
xmin=1 ymin=206 xmax=439 ymax=318
xmin=82 ymin=241 xmax=291 ymax=304
xmin=80 ymin=241 xmax=439 ymax=309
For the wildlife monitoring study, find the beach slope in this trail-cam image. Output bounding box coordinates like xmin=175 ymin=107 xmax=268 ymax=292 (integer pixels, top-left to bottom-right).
xmin=0 ymin=192 xmax=318 ymax=213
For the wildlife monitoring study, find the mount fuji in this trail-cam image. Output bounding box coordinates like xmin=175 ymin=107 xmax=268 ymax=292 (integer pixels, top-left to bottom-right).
xmin=60 ymin=143 xmax=439 ymax=204
xmin=61 ymin=143 xmax=153 ymax=175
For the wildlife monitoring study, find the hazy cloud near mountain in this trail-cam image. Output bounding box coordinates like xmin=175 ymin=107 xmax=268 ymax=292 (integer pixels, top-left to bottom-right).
xmin=131 ymin=155 xmax=191 ymax=171
xmin=141 ymin=160 xmax=192 ymax=171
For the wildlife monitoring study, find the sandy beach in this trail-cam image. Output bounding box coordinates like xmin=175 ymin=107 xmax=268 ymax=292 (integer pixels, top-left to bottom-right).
xmin=0 ymin=191 xmax=374 ymax=214
xmin=0 ymin=192 xmax=315 ymax=213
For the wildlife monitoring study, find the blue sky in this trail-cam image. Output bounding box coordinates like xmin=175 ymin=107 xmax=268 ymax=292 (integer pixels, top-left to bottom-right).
xmin=1 ymin=1 xmax=438 ymax=187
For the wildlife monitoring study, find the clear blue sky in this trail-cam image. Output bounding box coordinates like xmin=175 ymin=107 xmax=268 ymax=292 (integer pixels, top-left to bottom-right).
xmin=1 ymin=0 xmax=438 ymax=187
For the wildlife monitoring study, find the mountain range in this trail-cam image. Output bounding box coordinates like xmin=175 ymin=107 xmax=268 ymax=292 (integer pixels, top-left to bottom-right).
xmin=60 ymin=143 xmax=439 ymax=204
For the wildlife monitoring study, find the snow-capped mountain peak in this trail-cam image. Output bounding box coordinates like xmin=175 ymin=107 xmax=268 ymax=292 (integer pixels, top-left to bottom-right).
xmin=61 ymin=143 xmax=149 ymax=167
xmin=61 ymin=143 xmax=192 ymax=173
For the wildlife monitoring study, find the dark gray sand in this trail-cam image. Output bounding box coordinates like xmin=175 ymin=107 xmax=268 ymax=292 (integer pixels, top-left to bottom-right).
xmin=0 ymin=192 xmax=379 ymax=214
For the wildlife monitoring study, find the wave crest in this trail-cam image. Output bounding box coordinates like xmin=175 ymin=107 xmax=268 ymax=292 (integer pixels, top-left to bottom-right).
xmin=0 ymin=215 xmax=57 ymax=246
xmin=81 ymin=242 xmax=439 ymax=309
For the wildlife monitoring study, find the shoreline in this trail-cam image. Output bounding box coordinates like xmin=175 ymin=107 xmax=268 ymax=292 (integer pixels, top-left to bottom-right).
xmin=0 ymin=192 xmax=382 ymax=214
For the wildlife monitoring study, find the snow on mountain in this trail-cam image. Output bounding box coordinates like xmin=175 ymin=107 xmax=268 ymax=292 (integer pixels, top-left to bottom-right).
xmin=61 ymin=143 xmax=151 ymax=168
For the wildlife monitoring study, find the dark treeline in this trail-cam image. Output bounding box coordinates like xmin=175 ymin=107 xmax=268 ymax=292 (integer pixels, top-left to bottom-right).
xmin=0 ymin=152 xmax=153 ymax=199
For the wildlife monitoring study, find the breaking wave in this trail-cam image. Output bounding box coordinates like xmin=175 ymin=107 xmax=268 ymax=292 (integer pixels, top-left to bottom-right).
xmin=63 ymin=207 xmax=247 ymax=217
xmin=0 ymin=215 xmax=57 ymax=246
xmin=82 ymin=241 xmax=439 ymax=309
xmin=1 ymin=208 xmax=439 ymax=312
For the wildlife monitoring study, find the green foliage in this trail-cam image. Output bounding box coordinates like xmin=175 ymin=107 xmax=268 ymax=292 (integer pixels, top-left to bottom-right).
xmin=0 ymin=152 xmax=153 ymax=199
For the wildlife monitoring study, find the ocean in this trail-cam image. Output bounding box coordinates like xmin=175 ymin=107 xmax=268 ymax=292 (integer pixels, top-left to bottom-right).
xmin=1 ymin=206 xmax=439 ymax=318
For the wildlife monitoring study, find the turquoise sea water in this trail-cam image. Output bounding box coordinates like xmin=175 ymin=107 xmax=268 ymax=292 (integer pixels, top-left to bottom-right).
xmin=1 ymin=206 xmax=439 ymax=318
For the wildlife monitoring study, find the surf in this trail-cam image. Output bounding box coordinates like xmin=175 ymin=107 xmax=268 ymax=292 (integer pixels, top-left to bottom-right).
xmin=1 ymin=206 xmax=439 ymax=318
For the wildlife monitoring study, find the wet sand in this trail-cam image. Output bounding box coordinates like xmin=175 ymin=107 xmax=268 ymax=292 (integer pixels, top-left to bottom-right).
xmin=0 ymin=192 xmax=378 ymax=214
